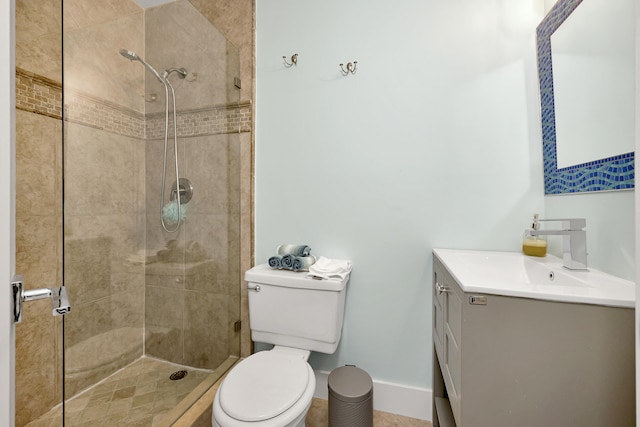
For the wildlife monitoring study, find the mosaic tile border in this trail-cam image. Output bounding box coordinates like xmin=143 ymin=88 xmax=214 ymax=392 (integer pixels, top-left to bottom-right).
xmin=64 ymin=90 xmax=146 ymax=139
xmin=16 ymin=67 xmax=63 ymax=119
xmin=146 ymin=102 xmax=252 ymax=140
xmin=536 ymin=0 xmax=634 ymax=194
xmin=16 ymin=68 xmax=251 ymax=140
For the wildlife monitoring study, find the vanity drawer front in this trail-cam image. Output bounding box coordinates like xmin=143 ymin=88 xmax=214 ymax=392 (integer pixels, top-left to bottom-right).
xmin=444 ymin=275 xmax=462 ymax=347
xmin=444 ymin=331 xmax=461 ymax=424
xmin=433 ymin=264 xmax=445 ymax=362
xmin=443 ymin=273 xmax=462 ymax=425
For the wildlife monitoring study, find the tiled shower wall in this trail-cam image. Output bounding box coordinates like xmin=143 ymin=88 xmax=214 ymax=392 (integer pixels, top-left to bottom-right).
xmin=15 ymin=76 xmax=63 ymax=427
xmin=141 ymin=0 xmax=247 ymax=372
xmin=14 ymin=0 xmax=255 ymax=425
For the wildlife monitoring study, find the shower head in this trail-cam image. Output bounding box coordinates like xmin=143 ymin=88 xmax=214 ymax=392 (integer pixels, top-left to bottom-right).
xmin=119 ymin=48 xmax=165 ymax=84
xmin=119 ymin=49 xmax=139 ymax=61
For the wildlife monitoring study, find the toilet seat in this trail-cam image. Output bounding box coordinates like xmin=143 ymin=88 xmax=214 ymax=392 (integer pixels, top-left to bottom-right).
xmin=219 ymin=351 xmax=311 ymax=422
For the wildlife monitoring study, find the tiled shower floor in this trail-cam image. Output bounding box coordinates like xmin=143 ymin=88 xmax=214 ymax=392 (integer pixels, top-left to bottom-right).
xmin=25 ymin=356 xmax=212 ymax=427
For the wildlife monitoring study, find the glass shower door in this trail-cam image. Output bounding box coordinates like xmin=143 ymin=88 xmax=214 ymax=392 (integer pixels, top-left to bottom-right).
xmin=61 ymin=0 xmax=242 ymax=425
xmin=13 ymin=0 xmax=64 ymax=425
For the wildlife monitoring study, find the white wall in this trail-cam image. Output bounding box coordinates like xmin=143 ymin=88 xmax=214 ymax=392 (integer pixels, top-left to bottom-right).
xmin=255 ymin=0 xmax=546 ymax=390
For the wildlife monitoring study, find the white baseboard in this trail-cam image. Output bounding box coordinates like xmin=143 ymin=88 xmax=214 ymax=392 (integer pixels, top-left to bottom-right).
xmin=313 ymin=370 xmax=432 ymax=422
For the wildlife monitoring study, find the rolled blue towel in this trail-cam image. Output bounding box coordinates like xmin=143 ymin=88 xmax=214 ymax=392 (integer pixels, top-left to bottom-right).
xmin=292 ymin=255 xmax=317 ymax=272
xmin=276 ymin=244 xmax=312 ymax=257
xmin=268 ymin=255 xmax=282 ymax=269
xmin=281 ymin=254 xmax=295 ymax=270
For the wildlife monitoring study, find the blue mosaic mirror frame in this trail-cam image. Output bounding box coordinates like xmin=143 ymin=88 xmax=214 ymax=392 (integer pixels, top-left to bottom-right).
xmin=536 ymin=0 xmax=634 ymax=194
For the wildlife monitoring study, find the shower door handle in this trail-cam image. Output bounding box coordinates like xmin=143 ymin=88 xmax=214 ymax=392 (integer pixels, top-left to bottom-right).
xmin=11 ymin=275 xmax=71 ymax=323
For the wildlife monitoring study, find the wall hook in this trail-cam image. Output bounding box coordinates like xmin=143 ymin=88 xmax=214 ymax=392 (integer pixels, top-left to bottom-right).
xmin=283 ymin=54 xmax=298 ymax=67
xmin=339 ymin=61 xmax=357 ymax=75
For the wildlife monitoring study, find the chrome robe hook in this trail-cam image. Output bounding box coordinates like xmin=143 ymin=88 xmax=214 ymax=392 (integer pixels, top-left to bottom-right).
xmin=283 ymin=54 xmax=298 ymax=67
xmin=339 ymin=61 xmax=357 ymax=75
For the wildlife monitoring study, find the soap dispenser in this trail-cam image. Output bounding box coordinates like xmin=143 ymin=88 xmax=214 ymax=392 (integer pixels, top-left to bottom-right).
xmin=522 ymin=214 xmax=547 ymax=257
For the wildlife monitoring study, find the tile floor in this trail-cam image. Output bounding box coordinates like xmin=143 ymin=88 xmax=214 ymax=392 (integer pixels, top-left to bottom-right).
xmin=178 ymin=375 xmax=432 ymax=427
xmin=25 ymin=357 xmax=212 ymax=427
xmin=26 ymin=356 xmax=432 ymax=427
xmin=306 ymin=398 xmax=432 ymax=427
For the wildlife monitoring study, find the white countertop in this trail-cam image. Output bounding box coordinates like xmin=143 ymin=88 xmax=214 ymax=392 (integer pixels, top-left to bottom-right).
xmin=433 ymin=248 xmax=635 ymax=308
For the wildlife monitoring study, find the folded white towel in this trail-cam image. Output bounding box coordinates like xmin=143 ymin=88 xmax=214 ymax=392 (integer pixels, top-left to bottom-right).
xmin=307 ymin=256 xmax=352 ymax=281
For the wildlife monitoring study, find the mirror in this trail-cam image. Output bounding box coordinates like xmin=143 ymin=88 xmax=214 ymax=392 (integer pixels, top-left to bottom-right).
xmin=536 ymin=0 xmax=634 ymax=194
xmin=552 ymin=0 xmax=634 ymax=168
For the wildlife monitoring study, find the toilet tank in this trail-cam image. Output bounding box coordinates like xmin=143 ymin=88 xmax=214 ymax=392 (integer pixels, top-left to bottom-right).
xmin=245 ymin=264 xmax=350 ymax=354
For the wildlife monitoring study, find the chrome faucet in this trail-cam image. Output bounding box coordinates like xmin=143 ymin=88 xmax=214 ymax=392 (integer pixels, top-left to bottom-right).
xmin=527 ymin=218 xmax=587 ymax=271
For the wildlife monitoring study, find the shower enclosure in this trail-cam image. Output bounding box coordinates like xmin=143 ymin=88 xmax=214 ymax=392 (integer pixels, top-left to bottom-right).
xmin=15 ymin=0 xmax=244 ymax=425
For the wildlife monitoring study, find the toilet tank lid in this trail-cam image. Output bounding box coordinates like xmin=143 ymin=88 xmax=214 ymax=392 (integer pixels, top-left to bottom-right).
xmin=245 ymin=264 xmax=349 ymax=291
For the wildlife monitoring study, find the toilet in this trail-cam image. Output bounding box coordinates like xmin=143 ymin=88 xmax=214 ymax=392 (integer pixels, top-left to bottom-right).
xmin=212 ymin=263 xmax=350 ymax=427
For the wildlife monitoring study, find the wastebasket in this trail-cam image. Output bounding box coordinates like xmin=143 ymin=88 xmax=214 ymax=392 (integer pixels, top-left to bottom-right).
xmin=328 ymin=365 xmax=373 ymax=427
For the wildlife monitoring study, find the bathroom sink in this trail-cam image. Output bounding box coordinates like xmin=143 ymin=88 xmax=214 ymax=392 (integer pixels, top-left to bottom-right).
xmin=433 ymin=248 xmax=634 ymax=307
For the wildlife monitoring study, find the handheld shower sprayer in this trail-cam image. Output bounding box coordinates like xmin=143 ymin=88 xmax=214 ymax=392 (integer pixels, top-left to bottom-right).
xmin=119 ymin=48 xmax=191 ymax=233
xmin=118 ymin=49 xmax=166 ymax=85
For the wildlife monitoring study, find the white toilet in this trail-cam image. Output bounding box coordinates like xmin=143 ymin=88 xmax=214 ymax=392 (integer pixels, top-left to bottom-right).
xmin=212 ymin=263 xmax=350 ymax=427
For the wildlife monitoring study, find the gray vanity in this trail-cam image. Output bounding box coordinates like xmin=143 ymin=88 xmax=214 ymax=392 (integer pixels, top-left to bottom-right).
xmin=432 ymin=249 xmax=635 ymax=427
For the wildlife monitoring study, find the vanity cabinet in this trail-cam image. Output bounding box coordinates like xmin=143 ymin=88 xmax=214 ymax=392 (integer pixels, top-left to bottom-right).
xmin=432 ymin=255 xmax=635 ymax=427
xmin=432 ymin=259 xmax=463 ymax=424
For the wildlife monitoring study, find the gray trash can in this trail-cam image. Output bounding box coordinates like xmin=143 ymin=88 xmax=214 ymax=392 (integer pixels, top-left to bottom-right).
xmin=328 ymin=365 xmax=373 ymax=427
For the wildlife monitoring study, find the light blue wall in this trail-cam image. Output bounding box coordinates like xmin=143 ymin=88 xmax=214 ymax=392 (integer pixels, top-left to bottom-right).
xmin=254 ymin=0 xmax=633 ymax=390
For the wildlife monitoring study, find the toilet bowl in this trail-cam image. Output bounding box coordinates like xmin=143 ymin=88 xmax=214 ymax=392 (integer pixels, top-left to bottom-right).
xmin=213 ymin=347 xmax=316 ymax=427
xmin=212 ymin=263 xmax=350 ymax=427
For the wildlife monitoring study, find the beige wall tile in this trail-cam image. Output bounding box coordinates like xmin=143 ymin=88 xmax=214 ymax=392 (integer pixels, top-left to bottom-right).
xmin=145 ymin=286 xmax=185 ymax=363
xmin=183 ymin=135 xmax=234 ymax=215
xmin=15 ymin=111 xmax=58 ymax=217
xmin=64 ymin=236 xmax=112 ymax=306
xmin=16 ymin=0 xmax=61 ymax=43
xmin=15 ymin=0 xmax=62 ymax=81
xmin=15 ymin=314 xmax=59 ymax=427
xmin=187 ymin=0 xmax=254 ymax=101
xmin=64 ymin=9 xmax=145 ymax=111
xmin=64 ymin=297 xmax=113 ymax=349
xmin=64 ymin=213 xmax=145 ymax=250
xmin=16 ymin=34 xmax=62 ymax=86
xmin=145 ymin=0 xmax=239 ymax=114
xmin=63 ymin=0 xmax=141 ymax=30
xmin=111 ymin=288 xmax=145 ymax=330
xmin=183 ymin=291 xmax=229 ymax=369
xmin=16 ymin=215 xmax=59 ymax=289
xmin=64 ymin=124 xmax=141 ymax=216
